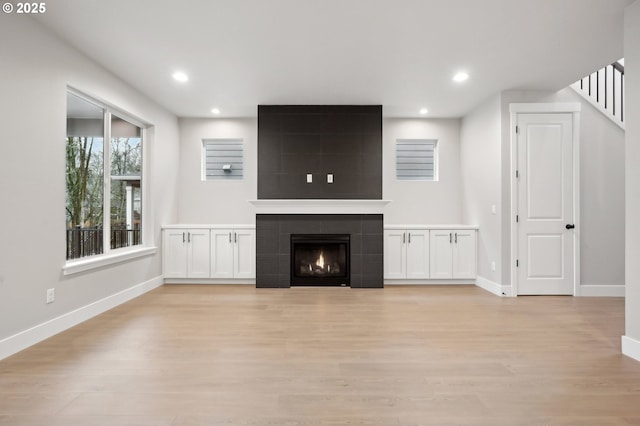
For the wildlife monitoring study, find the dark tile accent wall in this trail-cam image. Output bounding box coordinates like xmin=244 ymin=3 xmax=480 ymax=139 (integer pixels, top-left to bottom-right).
xmin=258 ymin=105 xmax=383 ymax=199
xmin=256 ymin=214 xmax=383 ymax=288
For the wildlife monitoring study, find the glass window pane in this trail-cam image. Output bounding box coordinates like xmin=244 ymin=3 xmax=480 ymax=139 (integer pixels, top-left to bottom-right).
xmin=110 ymin=115 xmax=142 ymax=249
xmin=66 ymin=93 xmax=105 ymax=260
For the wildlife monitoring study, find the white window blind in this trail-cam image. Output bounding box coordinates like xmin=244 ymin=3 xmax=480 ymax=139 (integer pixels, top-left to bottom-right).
xmin=396 ymin=139 xmax=437 ymax=181
xmin=203 ymin=139 xmax=244 ymax=180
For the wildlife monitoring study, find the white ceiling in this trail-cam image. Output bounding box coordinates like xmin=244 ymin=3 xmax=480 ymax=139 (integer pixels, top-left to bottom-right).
xmin=36 ymin=0 xmax=631 ymax=118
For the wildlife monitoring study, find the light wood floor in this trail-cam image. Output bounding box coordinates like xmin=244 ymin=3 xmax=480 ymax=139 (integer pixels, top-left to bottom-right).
xmin=1 ymin=285 xmax=639 ymax=425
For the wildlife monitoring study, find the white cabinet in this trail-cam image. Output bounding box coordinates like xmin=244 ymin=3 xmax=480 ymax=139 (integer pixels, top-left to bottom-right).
xmin=163 ymin=228 xmax=211 ymax=278
xmin=429 ymin=229 xmax=476 ymax=279
xmin=211 ymin=229 xmax=255 ymax=279
xmin=384 ymin=229 xmax=430 ymax=279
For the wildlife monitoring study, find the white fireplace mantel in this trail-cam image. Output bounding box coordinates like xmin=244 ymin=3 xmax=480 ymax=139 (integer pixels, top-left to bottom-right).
xmin=248 ymin=199 xmax=391 ymax=215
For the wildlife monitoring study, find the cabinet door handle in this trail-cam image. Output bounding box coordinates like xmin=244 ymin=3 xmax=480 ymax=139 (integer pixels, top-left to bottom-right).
xmin=188 ymin=232 xmax=191 ymax=243
xmin=408 ymin=232 xmax=411 ymax=244
xmin=450 ymin=233 xmax=452 ymax=244
xmin=183 ymin=232 xmax=185 ymax=243
xmin=234 ymin=232 xmax=237 ymax=243
xmin=403 ymin=232 xmax=406 ymax=244
xmin=455 ymin=233 xmax=458 ymax=244
xmin=229 ymin=232 xmax=232 ymax=243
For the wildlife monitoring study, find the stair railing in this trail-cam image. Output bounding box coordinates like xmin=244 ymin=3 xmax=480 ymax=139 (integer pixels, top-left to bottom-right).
xmin=571 ymin=60 xmax=624 ymax=129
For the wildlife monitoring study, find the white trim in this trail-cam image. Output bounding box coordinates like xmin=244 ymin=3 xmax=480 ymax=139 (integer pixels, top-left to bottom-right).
xmin=509 ymin=103 xmax=581 ymax=296
xmin=501 ymin=285 xmax=516 ymax=298
xmin=67 ymin=85 xmax=151 ymax=128
xmin=249 ymin=199 xmax=391 ymax=215
xmin=0 ymin=276 xmax=163 ymax=361
xmin=63 ymin=246 xmax=157 ymax=275
xmin=509 ymin=103 xmax=581 ymax=113
xmin=572 ymin=109 xmax=582 ymax=296
xmin=166 ymin=279 xmax=255 ymax=285
xmin=579 ymin=285 xmax=625 ymax=297
xmin=384 ymin=280 xmax=475 ymax=285
xmin=622 ymin=336 xmax=640 ymax=362
xmin=475 ymin=276 xmax=506 ymax=296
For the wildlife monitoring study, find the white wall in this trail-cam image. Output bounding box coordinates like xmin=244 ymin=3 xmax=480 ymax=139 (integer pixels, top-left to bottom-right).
xmin=460 ymin=96 xmax=502 ymax=284
xmin=0 ymin=17 xmax=179 ymax=347
xmin=177 ymin=118 xmax=258 ymax=224
xmin=624 ymin=0 xmax=640 ymax=349
xmin=383 ymin=118 xmax=463 ymax=225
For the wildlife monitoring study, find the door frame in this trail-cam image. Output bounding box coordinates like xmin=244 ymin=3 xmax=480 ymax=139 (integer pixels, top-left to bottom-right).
xmin=509 ymin=103 xmax=581 ymax=296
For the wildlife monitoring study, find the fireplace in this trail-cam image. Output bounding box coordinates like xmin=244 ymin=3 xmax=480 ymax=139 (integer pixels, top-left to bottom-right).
xmin=291 ymin=234 xmax=350 ymax=286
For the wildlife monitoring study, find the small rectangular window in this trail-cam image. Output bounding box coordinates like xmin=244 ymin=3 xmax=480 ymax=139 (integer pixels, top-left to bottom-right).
xmin=202 ymin=139 xmax=244 ymax=180
xmin=396 ymin=139 xmax=437 ymax=181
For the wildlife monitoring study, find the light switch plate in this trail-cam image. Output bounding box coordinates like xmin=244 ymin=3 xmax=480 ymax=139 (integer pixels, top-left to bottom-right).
xmin=327 ymin=174 xmax=333 ymax=184
xmin=306 ymin=174 xmax=313 ymax=183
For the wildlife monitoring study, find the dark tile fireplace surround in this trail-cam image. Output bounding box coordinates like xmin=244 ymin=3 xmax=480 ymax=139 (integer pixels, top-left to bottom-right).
xmin=256 ymin=214 xmax=383 ymax=288
xmin=255 ymin=105 xmax=384 ymax=288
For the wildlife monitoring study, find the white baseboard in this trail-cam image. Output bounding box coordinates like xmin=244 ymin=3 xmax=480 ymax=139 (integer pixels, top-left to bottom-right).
xmin=384 ymin=280 xmax=475 ymax=285
xmin=165 ymin=279 xmax=255 ymax=285
xmin=622 ymin=336 xmax=640 ymax=362
xmin=579 ymin=284 xmax=625 ymax=297
xmin=475 ymin=276 xmax=514 ymax=297
xmin=0 ymin=276 xmax=163 ymax=361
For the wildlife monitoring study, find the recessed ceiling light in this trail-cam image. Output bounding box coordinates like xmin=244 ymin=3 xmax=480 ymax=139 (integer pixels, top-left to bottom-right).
xmin=172 ymin=71 xmax=189 ymax=82
xmin=211 ymin=108 xmax=220 ymax=115
xmin=419 ymin=108 xmax=429 ymax=115
xmin=453 ymin=72 xmax=469 ymax=83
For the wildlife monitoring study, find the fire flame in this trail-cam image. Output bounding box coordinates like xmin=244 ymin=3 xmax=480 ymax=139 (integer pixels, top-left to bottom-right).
xmin=316 ymin=251 xmax=325 ymax=269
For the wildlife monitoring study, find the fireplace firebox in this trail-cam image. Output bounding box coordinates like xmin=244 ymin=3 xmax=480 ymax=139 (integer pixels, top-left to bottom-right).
xmin=291 ymin=234 xmax=350 ymax=286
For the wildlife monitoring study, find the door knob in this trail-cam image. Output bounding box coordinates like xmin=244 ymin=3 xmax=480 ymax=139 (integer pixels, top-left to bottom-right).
xmin=565 ymin=224 xmax=575 ymax=229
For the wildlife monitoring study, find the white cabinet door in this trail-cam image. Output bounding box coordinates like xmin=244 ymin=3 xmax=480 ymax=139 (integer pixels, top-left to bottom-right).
xmin=163 ymin=229 xmax=188 ymax=278
xmin=406 ymin=230 xmax=430 ymax=279
xmin=384 ymin=230 xmax=406 ymax=279
xmin=452 ymin=230 xmax=476 ymax=279
xmin=234 ymin=229 xmax=255 ymax=279
xmin=187 ymin=229 xmax=211 ymax=278
xmin=430 ymin=230 xmax=454 ymax=279
xmin=211 ymin=229 xmax=234 ymax=278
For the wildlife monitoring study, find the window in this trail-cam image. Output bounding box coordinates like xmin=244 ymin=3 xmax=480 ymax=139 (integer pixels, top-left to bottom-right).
xmin=202 ymin=139 xmax=244 ymax=180
xmin=396 ymin=139 xmax=438 ymax=181
xmin=66 ymin=90 xmax=144 ymax=260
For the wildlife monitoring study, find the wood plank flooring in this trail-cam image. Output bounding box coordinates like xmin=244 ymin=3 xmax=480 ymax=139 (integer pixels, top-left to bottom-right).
xmin=1 ymin=285 xmax=639 ymax=425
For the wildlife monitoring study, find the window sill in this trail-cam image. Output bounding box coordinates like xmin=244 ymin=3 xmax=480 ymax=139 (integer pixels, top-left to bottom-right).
xmin=63 ymin=246 xmax=157 ymax=276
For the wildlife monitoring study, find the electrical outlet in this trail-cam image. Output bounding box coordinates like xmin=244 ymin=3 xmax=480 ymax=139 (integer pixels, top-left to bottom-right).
xmin=327 ymin=173 xmax=334 ymax=184
xmin=46 ymin=288 xmax=55 ymax=304
xmin=306 ymin=173 xmax=313 ymax=183
xmin=491 ymin=261 xmax=496 ymax=272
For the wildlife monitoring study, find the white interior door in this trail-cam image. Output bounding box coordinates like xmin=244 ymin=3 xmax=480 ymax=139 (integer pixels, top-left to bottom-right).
xmin=517 ymin=113 xmax=574 ymax=295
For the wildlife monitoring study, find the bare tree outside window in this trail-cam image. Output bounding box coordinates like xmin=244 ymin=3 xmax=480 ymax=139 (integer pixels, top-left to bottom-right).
xmin=66 ymin=92 xmax=143 ymax=260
